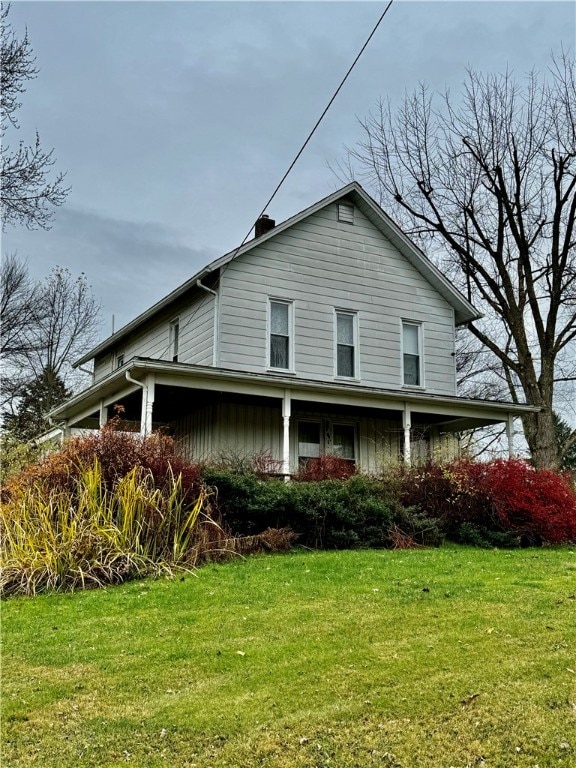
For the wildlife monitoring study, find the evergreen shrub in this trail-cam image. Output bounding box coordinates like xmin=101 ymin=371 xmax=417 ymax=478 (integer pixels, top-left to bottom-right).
xmin=202 ymin=469 xmax=441 ymax=549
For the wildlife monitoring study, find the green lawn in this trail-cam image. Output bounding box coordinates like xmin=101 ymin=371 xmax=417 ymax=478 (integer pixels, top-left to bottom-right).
xmin=2 ymin=546 xmax=576 ymax=767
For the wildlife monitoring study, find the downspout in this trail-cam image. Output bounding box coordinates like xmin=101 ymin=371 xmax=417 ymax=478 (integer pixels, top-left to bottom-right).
xmin=196 ymin=279 xmax=219 ymax=367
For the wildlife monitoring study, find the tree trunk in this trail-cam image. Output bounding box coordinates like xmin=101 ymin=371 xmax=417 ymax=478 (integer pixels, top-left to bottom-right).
xmin=521 ymin=409 xmax=560 ymax=470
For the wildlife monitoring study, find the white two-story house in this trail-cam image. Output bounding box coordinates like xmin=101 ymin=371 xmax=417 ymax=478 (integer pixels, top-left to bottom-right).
xmin=50 ymin=183 xmax=537 ymax=474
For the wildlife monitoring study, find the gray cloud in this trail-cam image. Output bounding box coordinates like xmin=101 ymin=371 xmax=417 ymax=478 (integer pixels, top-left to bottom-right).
xmin=2 ymin=0 xmax=572 ymax=339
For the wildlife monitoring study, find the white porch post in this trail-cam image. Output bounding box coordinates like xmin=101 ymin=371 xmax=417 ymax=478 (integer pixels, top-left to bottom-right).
xmin=98 ymin=399 xmax=108 ymax=428
xmin=506 ymin=413 xmax=515 ymax=458
xmin=140 ymin=374 xmax=155 ymax=436
xmin=282 ymin=388 xmax=291 ymax=480
xmin=403 ymin=403 xmax=412 ymax=465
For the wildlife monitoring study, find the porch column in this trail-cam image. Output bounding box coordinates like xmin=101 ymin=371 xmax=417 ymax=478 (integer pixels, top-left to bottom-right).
xmin=506 ymin=413 xmax=515 ymax=458
xmin=282 ymin=389 xmax=291 ymax=480
xmin=98 ymin=399 xmax=108 ymax=428
xmin=402 ymin=403 xmax=412 ymax=465
xmin=140 ymin=374 xmax=155 ymax=436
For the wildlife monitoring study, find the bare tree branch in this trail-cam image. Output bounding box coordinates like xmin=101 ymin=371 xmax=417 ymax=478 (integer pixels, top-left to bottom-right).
xmin=343 ymin=53 xmax=576 ymax=468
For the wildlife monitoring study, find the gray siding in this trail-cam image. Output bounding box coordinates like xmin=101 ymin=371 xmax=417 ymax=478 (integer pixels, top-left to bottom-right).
xmin=218 ymin=200 xmax=457 ymax=395
xmin=93 ymin=288 xmax=215 ymax=382
xmin=174 ymin=400 xmax=283 ymax=463
xmin=174 ymin=398 xmax=458 ymax=472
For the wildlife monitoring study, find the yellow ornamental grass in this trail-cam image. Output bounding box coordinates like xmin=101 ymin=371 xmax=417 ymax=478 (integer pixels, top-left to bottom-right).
xmin=0 ymin=459 xmax=209 ymax=596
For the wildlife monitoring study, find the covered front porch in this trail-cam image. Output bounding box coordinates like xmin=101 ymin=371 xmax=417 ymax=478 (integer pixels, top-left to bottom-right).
xmin=50 ymin=358 xmax=539 ymax=475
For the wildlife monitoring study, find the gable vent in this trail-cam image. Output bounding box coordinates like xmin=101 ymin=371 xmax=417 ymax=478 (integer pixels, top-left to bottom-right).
xmin=338 ymin=203 xmax=354 ymax=224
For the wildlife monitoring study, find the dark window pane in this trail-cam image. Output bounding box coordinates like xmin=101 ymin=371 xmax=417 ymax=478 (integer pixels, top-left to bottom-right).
xmin=333 ymin=424 xmax=355 ymax=460
xmin=337 ymin=344 xmax=354 ymax=377
xmin=404 ymin=353 xmax=420 ymax=385
xmin=298 ymin=422 xmax=321 ymax=458
xmin=271 ymin=334 xmax=289 ymax=369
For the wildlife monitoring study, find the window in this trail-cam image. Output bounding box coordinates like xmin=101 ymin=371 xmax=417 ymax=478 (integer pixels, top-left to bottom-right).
xmin=298 ymin=421 xmax=321 ymax=466
xmin=170 ymin=318 xmax=180 ymax=362
xmin=402 ymin=321 xmax=422 ymax=386
xmin=338 ymin=203 xmax=354 ymax=224
xmin=269 ymin=300 xmax=292 ymax=370
xmin=116 ymin=353 xmax=124 ymax=369
xmin=332 ymin=423 xmax=356 ymax=463
xmin=298 ymin=420 xmax=357 ymax=467
xmin=335 ymin=311 xmax=357 ymax=378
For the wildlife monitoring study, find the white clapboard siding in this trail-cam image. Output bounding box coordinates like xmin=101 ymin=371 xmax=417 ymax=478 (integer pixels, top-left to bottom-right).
xmin=93 ymin=288 xmax=215 ymax=381
xmin=219 ymin=199 xmax=457 ymax=395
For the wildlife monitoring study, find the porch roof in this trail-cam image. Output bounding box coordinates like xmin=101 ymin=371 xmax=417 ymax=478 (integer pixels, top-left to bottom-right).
xmin=51 ymin=357 xmax=540 ymax=431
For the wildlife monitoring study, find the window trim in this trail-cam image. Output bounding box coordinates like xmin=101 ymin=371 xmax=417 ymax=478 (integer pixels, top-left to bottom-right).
xmin=169 ymin=317 xmax=180 ymax=363
xmin=296 ymin=418 xmax=358 ymax=467
xmin=334 ymin=309 xmax=359 ymax=380
xmin=116 ymin=352 xmax=125 ymax=369
xmin=267 ymin=298 xmax=294 ymax=372
xmin=401 ymin=319 xmax=424 ymax=388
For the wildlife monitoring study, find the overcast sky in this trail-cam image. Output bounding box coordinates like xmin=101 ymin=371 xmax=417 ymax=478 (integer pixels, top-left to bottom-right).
xmin=3 ymin=0 xmax=574 ymax=339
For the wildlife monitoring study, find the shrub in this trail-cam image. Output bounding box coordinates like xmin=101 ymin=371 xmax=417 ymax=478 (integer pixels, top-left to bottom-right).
xmin=0 ymin=434 xmax=42 ymax=487
xmin=5 ymin=419 xmax=203 ymax=503
xmin=210 ymin=448 xmax=284 ymax=478
xmin=475 ymin=459 xmax=576 ymax=545
xmin=402 ymin=458 xmax=576 ymax=546
xmin=294 ymin=454 xmax=357 ymax=481
xmin=0 ymin=460 xmax=221 ymax=596
xmin=203 ymin=468 xmax=441 ymax=550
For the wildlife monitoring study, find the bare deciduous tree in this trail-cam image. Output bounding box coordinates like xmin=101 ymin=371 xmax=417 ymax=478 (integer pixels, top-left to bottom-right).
xmin=1 ymin=256 xmax=101 ymax=436
xmin=0 ymin=252 xmax=39 ymax=360
xmin=1 ymin=3 xmax=69 ymax=230
xmin=340 ymin=54 xmax=576 ymax=469
xmin=24 ymin=266 xmax=101 ymax=384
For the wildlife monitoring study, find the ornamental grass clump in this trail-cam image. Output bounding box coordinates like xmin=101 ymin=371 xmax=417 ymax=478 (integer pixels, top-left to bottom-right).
xmin=0 ymin=459 xmax=217 ymax=597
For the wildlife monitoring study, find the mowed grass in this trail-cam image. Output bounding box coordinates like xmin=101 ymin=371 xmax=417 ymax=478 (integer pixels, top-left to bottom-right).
xmin=2 ymin=547 xmax=576 ymax=768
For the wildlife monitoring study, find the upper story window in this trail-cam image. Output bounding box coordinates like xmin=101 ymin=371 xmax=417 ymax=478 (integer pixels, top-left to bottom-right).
xmin=170 ymin=318 xmax=180 ymax=362
xmin=402 ymin=321 xmax=422 ymax=387
xmin=269 ymin=299 xmax=293 ymax=371
xmin=335 ymin=310 xmax=357 ymax=378
xmin=338 ymin=203 xmax=354 ymax=224
xmin=116 ymin=353 xmax=124 ymax=369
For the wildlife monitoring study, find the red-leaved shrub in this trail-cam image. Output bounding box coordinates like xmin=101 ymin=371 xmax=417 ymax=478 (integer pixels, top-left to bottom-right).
xmin=294 ymin=454 xmax=357 ymax=482
xmin=402 ymin=458 xmax=576 ymax=545
xmin=474 ymin=459 xmax=576 ymax=544
xmin=6 ymin=420 xmax=203 ymax=502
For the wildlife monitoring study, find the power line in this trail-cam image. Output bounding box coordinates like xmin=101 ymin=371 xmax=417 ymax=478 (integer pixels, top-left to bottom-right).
xmin=234 ymin=0 xmax=395 ymax=256
xmin=155 ymin=0 xmax=395 ymax=363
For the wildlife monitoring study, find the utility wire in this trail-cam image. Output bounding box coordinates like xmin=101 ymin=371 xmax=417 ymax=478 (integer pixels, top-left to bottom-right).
xmin=155 ymin=0 xmax=395 ymax=363
xmin=233 ymin=0 xmax=395 ymax=257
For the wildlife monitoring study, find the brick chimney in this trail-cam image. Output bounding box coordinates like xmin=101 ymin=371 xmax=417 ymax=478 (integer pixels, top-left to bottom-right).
xmin=255 ymin=214 xmax=275 ymax=238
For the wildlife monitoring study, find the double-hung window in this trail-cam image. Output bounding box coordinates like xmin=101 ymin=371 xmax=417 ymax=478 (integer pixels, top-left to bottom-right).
xmin=269 ymin=299 xmax=292 ymax=370
xmin=335 ymin=311 xmax=357 ymax=378
xmin=402 ymin=321 xmax=422 ymax=386
xmin=170 ymin=318 xmax=180 ymax=362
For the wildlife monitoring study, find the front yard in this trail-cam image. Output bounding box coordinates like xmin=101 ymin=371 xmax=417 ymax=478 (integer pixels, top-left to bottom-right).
xmin=2 ymin=546 xmax=575 ymax=767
